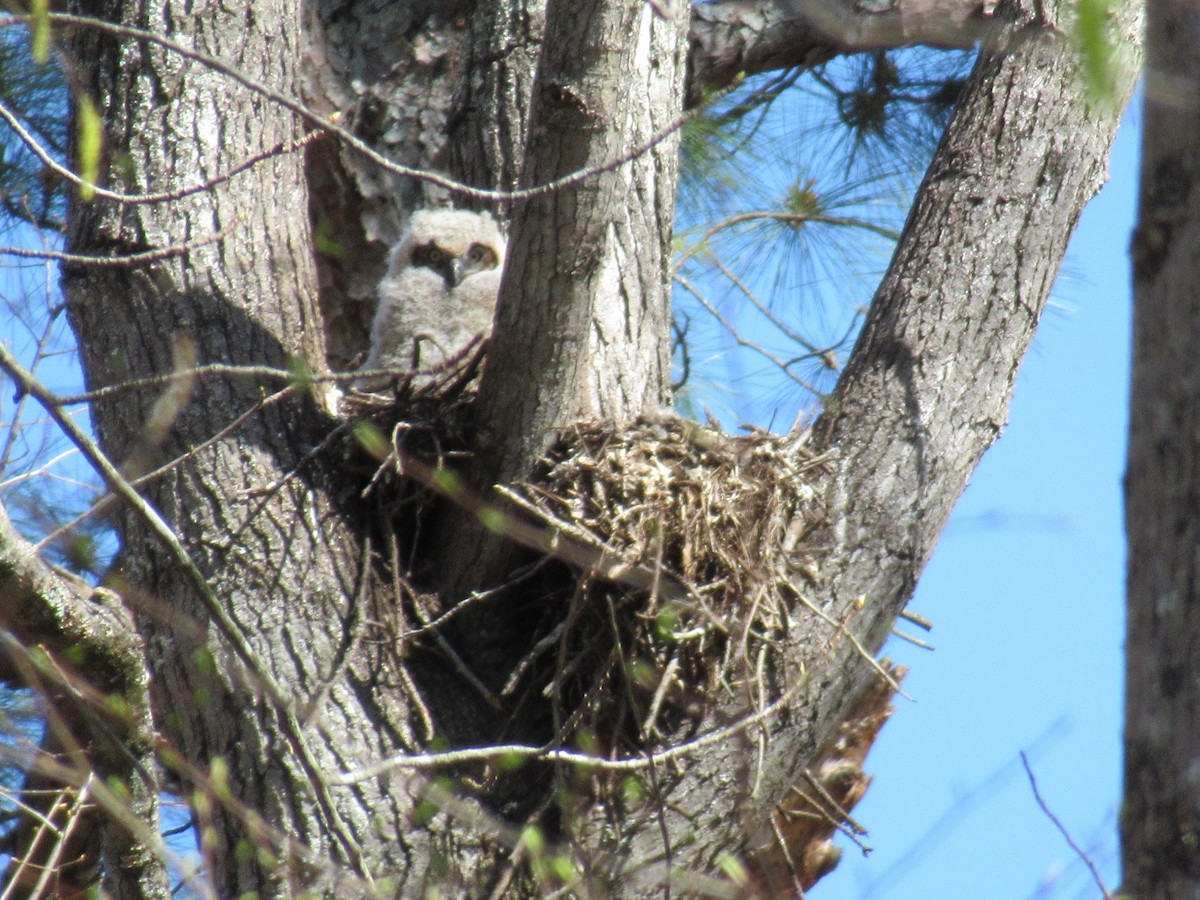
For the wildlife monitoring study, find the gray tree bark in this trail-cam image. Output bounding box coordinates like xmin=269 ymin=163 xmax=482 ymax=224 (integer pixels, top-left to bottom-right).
xmin=1122 ymin=0 xmax=1200 ymax=891
xmin=0 ymin=0 xmax=1136 ymax=896
xmin=62 ymin=0 xmax=429 ymax=893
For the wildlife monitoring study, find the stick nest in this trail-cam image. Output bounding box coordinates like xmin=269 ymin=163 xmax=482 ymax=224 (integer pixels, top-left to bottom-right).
xmin=503 ymin=412 xmax=832 ymax=752
xmin=344 ymin=367 xmax=833 ymax=755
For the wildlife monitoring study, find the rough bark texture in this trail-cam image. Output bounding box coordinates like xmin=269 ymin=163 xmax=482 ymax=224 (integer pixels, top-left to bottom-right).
xmin=60 ymin=0 xmax=432 ymax=894
xmin=1122 ymin=0 xmax=1200 ymax=891
xmin=0 ymin=0 xmax=1137 ymax=896
xmin=474 ymin=0 xmax=684 ymax=485
xmin=816 ymin=15 xmax=1139 ymax=679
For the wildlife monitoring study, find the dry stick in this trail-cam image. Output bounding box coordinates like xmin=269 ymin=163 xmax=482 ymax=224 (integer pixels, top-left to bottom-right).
xmin=898 ymin=608 xmax=933 ymax=630
xmin=779 ymin=787 xmax=871 ymax=855
xmin=1019 ymin=751 xmax=1114 ymax=899
xmin=501 ymin=622 xmax=565 ymax=698
xmin=0 ymin=345 xmax=372 ymax=884
xmin=0 ymin=229 xmax=228 ymax=266
xmin=395 ymin=449 xmax=694 ymax=603
xmin=4 ymin=783 xmax=81 ymax=900
xmin=23 ymin=13 xmax=735 ymax=205
xmin=23 ymin=778 xmax=91 ymax=900
xmin=889 ymin=627 xmax=934 ymax=650
xmin=336 ymin=645 xmax=829 ymax=784
xmin=780 ymin=580 xmax=908 ymax=698
xmin=0 ymin=97 xmax=319 ymax=205
xmin=397 ymin=560 xmax=546 ymax=639
xmin=768 ymin=813 xmax=809 ymax=899
xmin=800 ymin=768 xmax=868 ymax=837
xmin=0 ymin=783 xmax=71 ymax=900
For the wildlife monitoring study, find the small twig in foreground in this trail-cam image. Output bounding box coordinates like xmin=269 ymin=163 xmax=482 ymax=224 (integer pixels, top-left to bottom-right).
xmin=1019 ymin=751 xmax=1113 ymax=900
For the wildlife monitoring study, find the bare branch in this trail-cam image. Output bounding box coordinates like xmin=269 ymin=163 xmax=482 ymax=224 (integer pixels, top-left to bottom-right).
xmin=0 ymin=229 xmax=229 ymax=267
xmin=1020 ymin=752 xmax=1114 ymax=899
xmin=15 ymin=13 xmax=729 ymax=207
xmin=688 ymin=0 xmax=1006 ymax=104
xmin=0 ymin=95 xmax=318 ymax=206
xmin=0 ymin=498 xmax=141 ymax=688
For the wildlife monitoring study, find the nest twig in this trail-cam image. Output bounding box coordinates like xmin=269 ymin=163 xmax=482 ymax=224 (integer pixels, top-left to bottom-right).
xmin=499 ymin=411 xmax=832 ymax=755
xmin=345 ymin=365 xmax=833 ymax=760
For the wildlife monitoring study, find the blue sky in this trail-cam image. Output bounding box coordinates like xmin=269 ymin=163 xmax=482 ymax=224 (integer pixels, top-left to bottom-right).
xmin=818 ymin=96 xmax=1138 ymax=899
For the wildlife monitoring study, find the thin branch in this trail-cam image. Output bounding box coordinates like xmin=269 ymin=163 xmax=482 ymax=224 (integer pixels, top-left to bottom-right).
xmin=889 ymin=627 xmax=934 ymax=649
xmin=779 ymin=579 xmax=908 ymax=699
xmin=10 ymin=13 xmax=734 ymax=206
xmin=0 ymin=96 xmax=319 ymax=205
xmin=897 ymin=608 xmax=933 ymax=630
xmin=0 ymin=447 xmax=80 ymax=490
xmin=52 ymin=362 xmax=408 ymax=407
xmin=34 ymin=384 xmax=297 ymax=554
xmin=675 ymin=210 xmax=897 ymax=270
xmin=1019 ymin=751 xmax=1114 ymax=900
xmin=0 ymin=296 xmax=63 ymax=478
xmin=0 ymin=228 xmax=228 ymax=266
xmin=674 ymin=272 xmax=826 ymax=396
xmin=395 ymin=449 xmax=694 ymax=603
xmin=3 ymin=781 xmax=89 ymax=900
xmin=337 ymin=636 xmax=844 ymax=784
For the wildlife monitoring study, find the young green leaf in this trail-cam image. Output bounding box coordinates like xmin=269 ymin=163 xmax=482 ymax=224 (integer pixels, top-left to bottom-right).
xmin=29 ymin=0 xmax=50 ymax=64
xmin=76 ymin=93 xmax=103 ymax=200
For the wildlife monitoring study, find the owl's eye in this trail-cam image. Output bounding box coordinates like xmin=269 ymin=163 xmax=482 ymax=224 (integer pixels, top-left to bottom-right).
xmin=466 ymin=243 xmax=498 ymax=268
xmin=413 ymin=245 xmax=446 ymax=267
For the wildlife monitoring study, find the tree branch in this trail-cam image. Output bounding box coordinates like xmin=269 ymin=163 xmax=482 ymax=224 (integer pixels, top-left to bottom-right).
xmin=815 ymin=13 xmax=1139 ymax=656
xmin=0 ymin=499 xmax=142 ymax=690
xmin=687 ymin=0 xmax=998 ymax=103
xmin=0 ymin=498 xmax=171 ymax=897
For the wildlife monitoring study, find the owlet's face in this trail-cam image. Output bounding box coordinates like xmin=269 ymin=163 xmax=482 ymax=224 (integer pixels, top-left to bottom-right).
xmin=410 ymin=240 xmax=501 ymax=288
xmin=398 ymin=209 xmax=506 ymax=290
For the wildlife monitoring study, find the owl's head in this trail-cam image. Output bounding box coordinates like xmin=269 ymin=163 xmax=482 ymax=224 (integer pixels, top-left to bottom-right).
xmin=393 ymin=209 xmax=506 ymax=288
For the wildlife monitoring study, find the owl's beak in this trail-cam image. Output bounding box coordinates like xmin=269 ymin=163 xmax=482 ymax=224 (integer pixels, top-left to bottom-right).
xmin=449 ymin=258 xmax=466 ymax=287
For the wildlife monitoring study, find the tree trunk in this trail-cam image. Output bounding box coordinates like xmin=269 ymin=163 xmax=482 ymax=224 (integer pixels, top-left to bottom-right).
xmin=62 ymin=0 xmax=434 ymax=893
xmin=1122 ymin=0 xmax=1200 ymax=890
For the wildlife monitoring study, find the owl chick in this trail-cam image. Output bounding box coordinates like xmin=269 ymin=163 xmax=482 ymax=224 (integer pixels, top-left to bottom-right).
xmin=355 ymin=209 xmax=506 ymax=390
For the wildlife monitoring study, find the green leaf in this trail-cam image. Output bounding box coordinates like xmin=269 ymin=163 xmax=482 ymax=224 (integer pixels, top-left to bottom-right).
xmin=313 ymin=218 xmax=347 ymax=257
xmin=287 ymin=355 xmax=314 ymax=392
xmin=433 ymin=467 xmax=461 ymax=495
xmin=1075 ymin=0 xmax=1115 ymax=101
xmin=352 ymin=421 xmax=388 ymax=460
xmin=521 ymin=824 xmax=546 ymax=855
xmin=29 ymin=0 xmax=50 ymax=64
xmin=76 ymin=93 xmax=102 ymax=201
xmin=478 ymin=506 xmax=506 ymax=534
